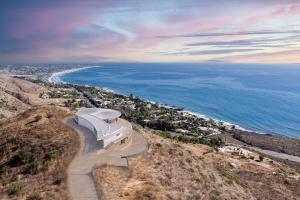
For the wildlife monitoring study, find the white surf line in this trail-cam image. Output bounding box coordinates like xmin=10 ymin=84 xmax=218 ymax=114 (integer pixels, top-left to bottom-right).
xmin=48 ymin=66 xmax=101 ymax=83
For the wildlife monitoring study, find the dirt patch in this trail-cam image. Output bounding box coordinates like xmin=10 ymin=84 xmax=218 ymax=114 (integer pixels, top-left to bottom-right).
xmin=93 ymin=165 xmax=132 ymax=200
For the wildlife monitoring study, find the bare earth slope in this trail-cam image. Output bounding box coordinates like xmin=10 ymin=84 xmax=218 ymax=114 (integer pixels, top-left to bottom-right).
xmin=93 ymin=126 xmax=300 ymax=200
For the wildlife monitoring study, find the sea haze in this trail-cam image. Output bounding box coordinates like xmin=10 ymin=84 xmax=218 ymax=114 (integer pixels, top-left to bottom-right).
xmin=60 ymin=63 xmax=300 ymax=138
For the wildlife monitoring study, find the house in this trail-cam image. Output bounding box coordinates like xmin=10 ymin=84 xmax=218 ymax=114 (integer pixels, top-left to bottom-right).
xmin=218 ymin=146 xmax=240 ymax=153
xmin=75 ymin=108 xmax=132 ymax=148
xmin=218 ymin=145 xmax=255 ymax=158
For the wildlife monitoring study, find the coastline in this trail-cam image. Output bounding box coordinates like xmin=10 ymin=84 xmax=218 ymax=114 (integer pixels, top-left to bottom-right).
xmin=99 ymin=86 xmax=247 ymax=132
xmin=47 ymin=67 xmax=263 ymax=135
xmin=47 ymin=66 xmax=101 ymax=83
xmin=48 ymin=66 xmax=297 ymax=139
xmin=34 ymin=69 xmax=300 ymax=160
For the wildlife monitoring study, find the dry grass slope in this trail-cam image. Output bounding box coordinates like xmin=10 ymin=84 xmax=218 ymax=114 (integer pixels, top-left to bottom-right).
xmin=0 ymin=106 xmax=80 ymax=200
xmin=0 ymin=75 xmax=45 ymax=120
xmin=93 ymin=126 xmax=300 ymax=200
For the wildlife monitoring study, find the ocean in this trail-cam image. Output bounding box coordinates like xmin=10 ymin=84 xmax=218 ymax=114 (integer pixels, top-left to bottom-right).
xmin=59 ymin=63 xmax=300 ymax=138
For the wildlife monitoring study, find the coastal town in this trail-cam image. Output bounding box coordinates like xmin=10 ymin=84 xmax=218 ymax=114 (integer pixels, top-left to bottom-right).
xmin=0 ymin=64 xmax=231 ymax=146
xmin=36 ymin=79 xmax=230 ymax=147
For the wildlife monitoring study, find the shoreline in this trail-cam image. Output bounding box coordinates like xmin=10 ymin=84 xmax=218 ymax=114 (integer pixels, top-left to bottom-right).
xmin=47 ymin=66 xmax=101 ymax=83
xmin=48 ymin=66 xmax=295 ymax=139
xmin=97 ymin=86 xmax=248 ymax=132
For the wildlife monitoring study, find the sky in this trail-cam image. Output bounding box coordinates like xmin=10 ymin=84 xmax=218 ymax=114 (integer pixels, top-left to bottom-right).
xmin=1 ymin=0 xmax=300 ymax=64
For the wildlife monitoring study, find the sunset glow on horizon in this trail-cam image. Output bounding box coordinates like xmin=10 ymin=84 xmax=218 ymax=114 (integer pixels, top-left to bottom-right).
xmin=1 ymin=0 xmax=300 ymax=64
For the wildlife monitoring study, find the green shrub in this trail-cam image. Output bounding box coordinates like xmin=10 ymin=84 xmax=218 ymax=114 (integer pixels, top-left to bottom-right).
xmin=7 ymin=182 xmax=23 ymax=196
xmin=46 ymin=113 xmax=53 ymax=118
xmin=45 ymin=149 xmax=60 ymax=161
xmin=27 ymin=160 xmax=39 ymax=174
xmin=155 ymin=143 xmax=162 ymax=148
xmin=17 ymin=147 xmax=33 ymax=164
xmin=186 ymin=158 xmax=192 ymax=164
xmin=198 ymin=156 xmax=204 ymax=161
xmin=154 ymin=131 xmax=171 ymax=138
xmin=259 ymin=155 xmax=264 ymax=162
xmin=26 ymin=192 xmax=42 ymax=200
xmin=1 ymin=165 xmax=9 ymax=176
xmin=216 ymin=165 xmax=240 ymax=185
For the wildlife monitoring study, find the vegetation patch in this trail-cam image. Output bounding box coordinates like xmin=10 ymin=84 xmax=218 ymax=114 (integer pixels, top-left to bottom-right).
xmin=154 ymin=130 xmax=224 ymax=147
xmin=26 ymin=191 xmax=42 ymax=200
xmin=40 ymin=89 xmax=80 ymax=99
xmin=0 ymin=113 xmax=5 ymax=119
xmin=216 ymin=165 xmax=240 ymax=185
xmin=7 ymin=181 xmax=23 ymax=196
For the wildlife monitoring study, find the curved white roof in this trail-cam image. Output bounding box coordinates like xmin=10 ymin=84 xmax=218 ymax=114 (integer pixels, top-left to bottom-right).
xmin=76 ymin=108 xmax=121 ymax=120
xmin=75 ymin=108 xmax=123 ymax=140
xmin=80 ymin=114 xmax=121 ymax=137
xmin=91 ymin=109 xmax=121 ymax=120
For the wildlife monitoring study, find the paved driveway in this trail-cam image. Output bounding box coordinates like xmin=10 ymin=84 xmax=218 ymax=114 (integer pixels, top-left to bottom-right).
xmin=64 ymin=117 xmax=148 ymax=200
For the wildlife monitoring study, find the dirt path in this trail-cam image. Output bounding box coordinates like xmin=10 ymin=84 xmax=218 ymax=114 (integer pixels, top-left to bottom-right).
xmin=64 ymin=117 xmax=148 ymax=200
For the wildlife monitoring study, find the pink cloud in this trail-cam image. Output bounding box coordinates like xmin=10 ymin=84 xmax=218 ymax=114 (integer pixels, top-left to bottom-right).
xmin=247 ymin=3 xmax=300 ymax=25
xmin=221 ymin=50 xmax=300 ymax=64
xmin=1 ymin=0 xmax=300 ymax=63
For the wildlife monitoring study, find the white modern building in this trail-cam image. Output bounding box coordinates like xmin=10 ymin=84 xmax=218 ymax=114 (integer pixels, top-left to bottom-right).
xmin=75 ymin=108 xmax=132 ymax=148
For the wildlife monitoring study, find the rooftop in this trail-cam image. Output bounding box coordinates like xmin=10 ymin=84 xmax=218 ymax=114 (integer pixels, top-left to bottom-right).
xmin=75 ymin=108 xmax=124 ymax=139
xmin=77 ymin=108 xmax=121 ymax=120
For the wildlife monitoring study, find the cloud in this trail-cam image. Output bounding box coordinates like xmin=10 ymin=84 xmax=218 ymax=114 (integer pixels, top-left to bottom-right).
xmin=220 ymin=50 xmax=300 ymax=64
xmin=155 ymin=30 xmax=300 ymax=38
xmin=246 ymin=3 xmax=300 ymax=25
xmin=184 ymin=37 xmax=298 ymax=48
xmin=161 ymin=48 xmax=262 ymax=56
xmin=185 ymin=40 xmax=254 ymax=46
xmin=0 ymin=0 xmax=300 ymax=63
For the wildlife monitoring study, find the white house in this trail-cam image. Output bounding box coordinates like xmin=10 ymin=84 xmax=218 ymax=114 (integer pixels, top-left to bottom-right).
xmin=75 ymin=108 xmax=132 ymax=148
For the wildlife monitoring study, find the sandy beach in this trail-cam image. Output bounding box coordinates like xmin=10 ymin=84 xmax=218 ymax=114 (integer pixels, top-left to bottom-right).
xmin=48 ymin=66 xmax=101 ymax=83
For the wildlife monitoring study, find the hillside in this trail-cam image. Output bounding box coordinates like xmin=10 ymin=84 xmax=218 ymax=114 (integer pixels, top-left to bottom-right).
xmin=0 ymin=76 xmax=80 ymax=199
xmin=93 ymin=126 xmax=300 ymax=200
xmin=0 ymin=106 xmax=80 ymax=199
xmin=0 ymin=75 xmax=44 ymax=120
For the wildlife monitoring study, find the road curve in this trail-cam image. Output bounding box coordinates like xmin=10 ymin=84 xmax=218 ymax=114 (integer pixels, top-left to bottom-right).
xmin=64 ymin=117 xmax=148 ymax=200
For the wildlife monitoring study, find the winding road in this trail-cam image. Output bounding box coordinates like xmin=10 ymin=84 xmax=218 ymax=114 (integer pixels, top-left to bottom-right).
xmin=64 ymin=117 xmax=148 ymax=200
